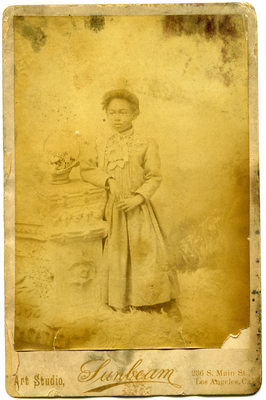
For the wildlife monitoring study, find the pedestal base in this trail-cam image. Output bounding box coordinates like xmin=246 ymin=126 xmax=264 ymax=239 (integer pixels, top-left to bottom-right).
xmin=15 ymin=179 xmax=109 ymax=350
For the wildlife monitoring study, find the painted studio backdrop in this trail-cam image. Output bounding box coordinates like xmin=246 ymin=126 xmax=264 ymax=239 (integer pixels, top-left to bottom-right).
xmin=14 ymin=15 xmax=249 ymax=350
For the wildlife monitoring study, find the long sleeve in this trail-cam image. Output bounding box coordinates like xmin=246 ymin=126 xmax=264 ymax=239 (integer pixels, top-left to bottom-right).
xmin=80 ymin=142 xmax=111 ymax=188
xmin=135 ymin=138 xmax=162 ymax=201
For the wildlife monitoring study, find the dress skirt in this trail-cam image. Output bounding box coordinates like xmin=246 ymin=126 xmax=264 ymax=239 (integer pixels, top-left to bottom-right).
xmin=101 ymin=194 xmax=178 ymax=309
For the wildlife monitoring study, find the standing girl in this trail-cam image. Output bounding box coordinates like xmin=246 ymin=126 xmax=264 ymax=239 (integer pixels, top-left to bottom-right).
xmin=80 ymin=89 xmax=179 ymax=316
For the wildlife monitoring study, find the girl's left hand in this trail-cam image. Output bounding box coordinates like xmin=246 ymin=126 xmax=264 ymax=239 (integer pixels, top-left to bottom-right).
xmin=117 ymin=194 xmax=144 ymax=213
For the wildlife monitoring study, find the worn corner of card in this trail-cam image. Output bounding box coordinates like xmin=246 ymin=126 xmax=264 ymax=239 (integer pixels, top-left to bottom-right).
xmin=3 ymin=2 xmax=261 ymax=397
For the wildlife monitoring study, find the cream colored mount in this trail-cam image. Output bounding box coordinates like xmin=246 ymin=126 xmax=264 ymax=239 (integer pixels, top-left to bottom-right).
xmin=15 ymin=179 xmax=108 ymax=350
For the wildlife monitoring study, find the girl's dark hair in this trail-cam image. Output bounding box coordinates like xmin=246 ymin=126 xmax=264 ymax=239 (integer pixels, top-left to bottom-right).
xmin=101 ymin=89 xmax=140 ymax=114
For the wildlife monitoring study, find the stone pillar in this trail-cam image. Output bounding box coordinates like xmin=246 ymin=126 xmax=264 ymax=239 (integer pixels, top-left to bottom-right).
xmin=15 ymin=179 xmax=108 ymax=349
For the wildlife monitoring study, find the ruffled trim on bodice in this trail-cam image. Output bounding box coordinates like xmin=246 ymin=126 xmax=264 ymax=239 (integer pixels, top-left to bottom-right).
xmin=96 ymin=128 xmax=147 ymax=169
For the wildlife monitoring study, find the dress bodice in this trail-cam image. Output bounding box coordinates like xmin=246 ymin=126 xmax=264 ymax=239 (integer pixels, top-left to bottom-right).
xmin=80 ymin=127 xmax=162 ymax=201
xmin=96 ymin=128 xmax=148 ymax=195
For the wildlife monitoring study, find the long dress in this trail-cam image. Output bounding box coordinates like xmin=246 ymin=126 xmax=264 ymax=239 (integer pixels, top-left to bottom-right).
xmin=80 ymin=127 xmax=178 ymax=309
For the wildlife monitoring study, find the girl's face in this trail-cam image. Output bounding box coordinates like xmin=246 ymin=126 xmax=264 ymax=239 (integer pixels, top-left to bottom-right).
xmin=106 ymin=98 xmax=138 ymax=133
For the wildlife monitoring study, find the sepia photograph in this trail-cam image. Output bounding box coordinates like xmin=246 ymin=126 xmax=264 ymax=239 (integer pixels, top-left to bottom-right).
xmin=13 ymin=12 xmax=250 ymax=351
xmin=3 ymin=2 xmax=261 ymax=397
